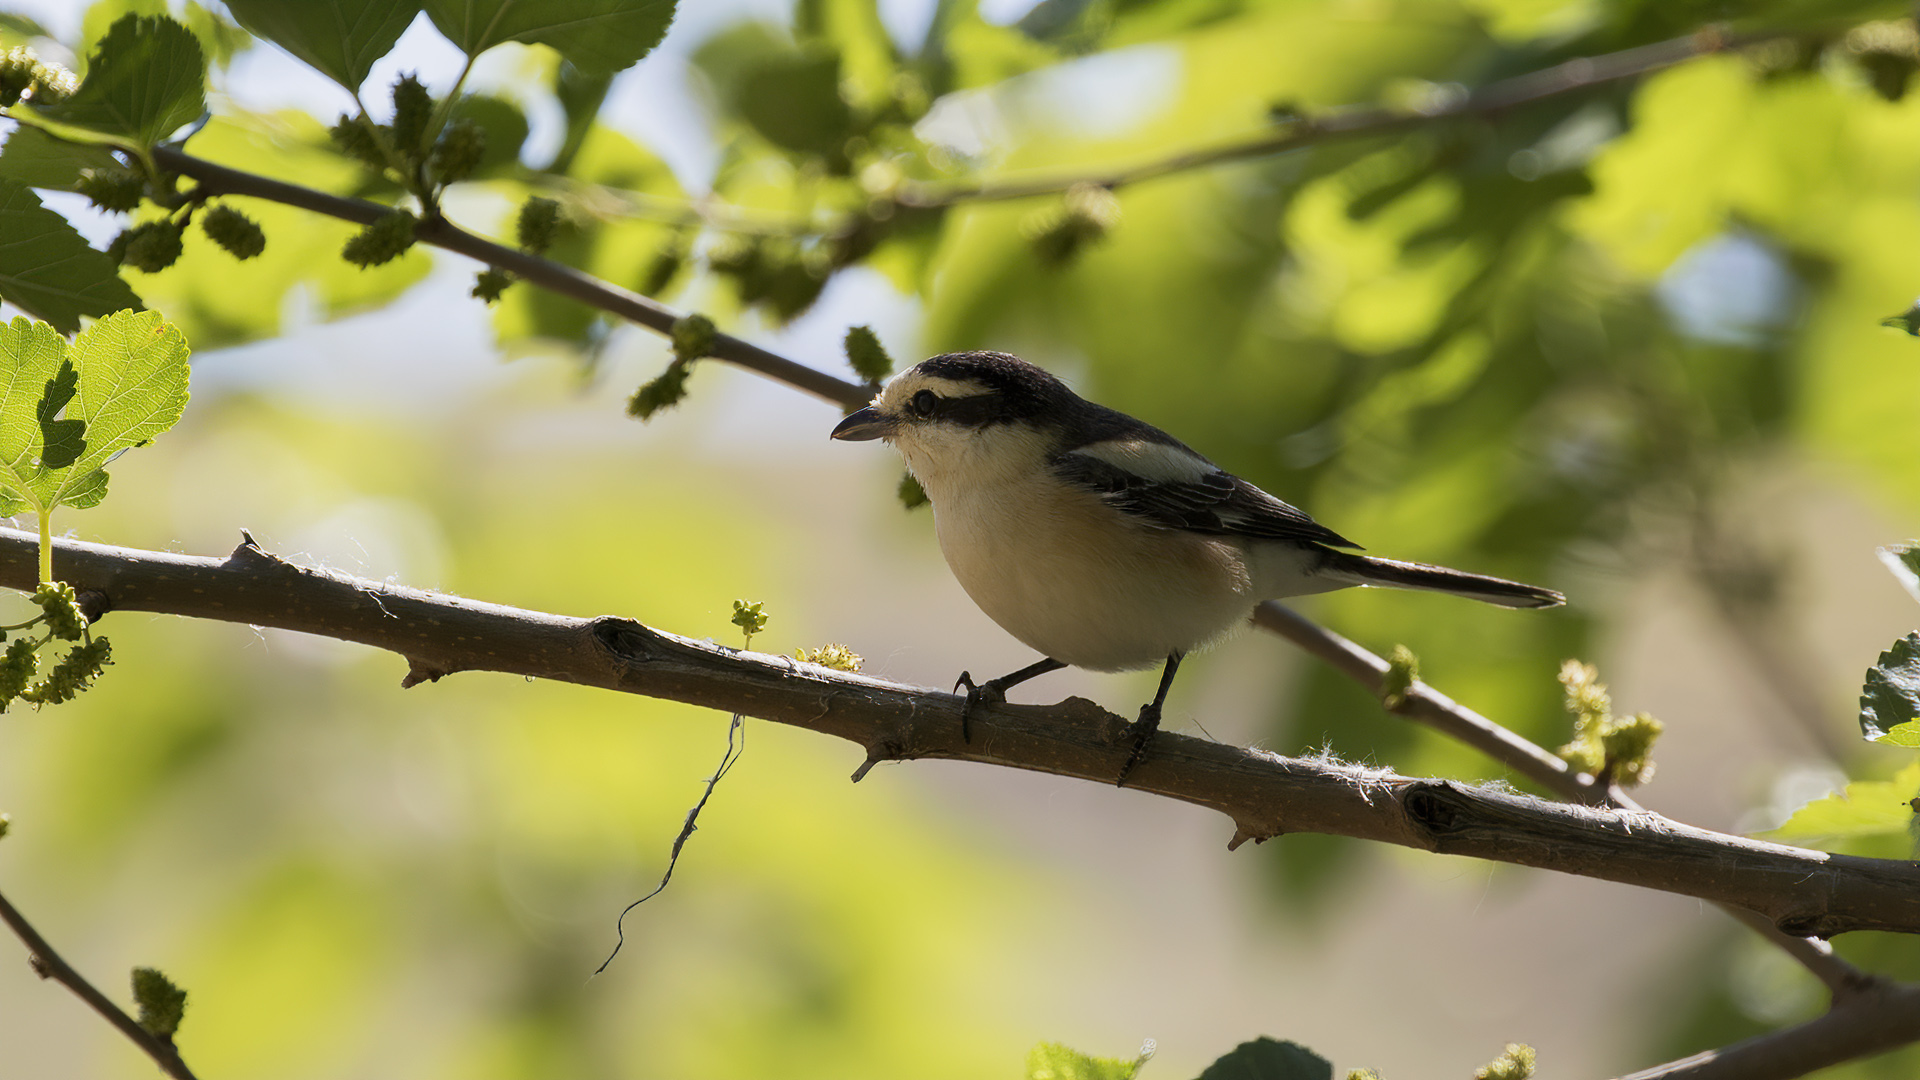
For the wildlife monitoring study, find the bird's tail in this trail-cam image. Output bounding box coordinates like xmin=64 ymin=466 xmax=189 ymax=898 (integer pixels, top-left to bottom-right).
xmin=1320 ymin=552 xmax=1563 ymax=609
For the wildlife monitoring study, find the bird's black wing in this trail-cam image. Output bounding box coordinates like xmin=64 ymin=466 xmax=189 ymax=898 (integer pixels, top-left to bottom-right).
xmin=1051 ymin=441 xmax=1360 ymax=549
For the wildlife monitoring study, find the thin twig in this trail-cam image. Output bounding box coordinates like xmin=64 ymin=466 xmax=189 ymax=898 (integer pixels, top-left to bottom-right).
xmin=0 ymin=885 xmax=197 ymax=1080
xmin=594 ymin=713 xmax=746 ymax=975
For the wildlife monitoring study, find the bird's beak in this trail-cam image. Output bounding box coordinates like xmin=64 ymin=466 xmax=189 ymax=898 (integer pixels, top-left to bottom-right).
xmin=831 ymin=406 xmax=897 ymax=442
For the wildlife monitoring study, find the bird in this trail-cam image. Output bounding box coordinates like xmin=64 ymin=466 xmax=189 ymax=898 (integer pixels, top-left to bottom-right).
xmin=830 ymin=351 xmax=1562 ymax=784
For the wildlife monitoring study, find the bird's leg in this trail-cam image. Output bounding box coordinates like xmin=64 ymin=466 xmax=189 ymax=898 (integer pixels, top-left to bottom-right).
xmin=1117 ymin=653 xmax=1183 ymax=787
xmin=954 ymin=657 xmax=1067 ymax=742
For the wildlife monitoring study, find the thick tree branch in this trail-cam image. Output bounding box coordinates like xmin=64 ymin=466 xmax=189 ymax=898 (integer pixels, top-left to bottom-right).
xmin=0 ymin=885 xmax=197 ymax=1080
xmin=1254 ymin=600 xmax=1910 ymax=1073
xmin=7 ymin=525 xmax=1917 ymax=940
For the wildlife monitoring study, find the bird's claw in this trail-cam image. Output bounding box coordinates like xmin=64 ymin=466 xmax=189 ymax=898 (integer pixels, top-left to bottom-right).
xmin=1115 ymin=704 xmax=1162 ymax=788
xmin=954 ymin=671 xmax=1006 ymax=744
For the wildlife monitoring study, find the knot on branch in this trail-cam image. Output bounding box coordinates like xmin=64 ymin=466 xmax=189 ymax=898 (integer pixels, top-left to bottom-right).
xmin=1403 ymin=781 xmax=1467 ymax=834
xmin=589 ymin=616 xmax=662 ymax=661
xmin=1227 ymin=825 xmax=1279 ymax=851
xmin=75 ymin=588 xmax=111 ymax=624
xmin=1777 ymin=911 xmax=1853 ymax=941
xmin=851 ymin=740 xmax=904 ymax=782
xmin=227 ymin=530 xmax=279 ymax=566
xmin=401 ymin=658 xmax=453 ymax=689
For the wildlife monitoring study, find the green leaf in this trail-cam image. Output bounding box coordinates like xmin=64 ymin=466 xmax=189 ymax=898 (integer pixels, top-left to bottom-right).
xmin=0 ymin=316 xmax=74 ymax=516
xmin=423 ymin=0 xmax=677 ymax=75
xmin=1882 ymin=720 xmax=1920 ymax=748
xmin=34 ymin=359 xmax=83 ymax=469
xmin=550 ymin=61 xmax=611 ymax=174
xmin=0 ymin=180 xmax=141 ymax=333
xmin=1025 ymin=1042 xmax=1142 ymax=1080
xmin=50 ymin=309 xmax=186 ymax=502
xmin=1197 ymin=1038 xmax=1333 ymax=1080
xmin=0 ymin=124 xmax=121 ymax=191
xmin=1861 ymin=632 xmax=1920 ymax=743
xmin=0 ymin=309 xmax=191 ymax=518
xmin=1878 ymin=543 xmax=1920 ymax=604
xmin=223 ymin=0 xmax=420 ymax=91
xmin=1763 ymin=762 xmax=1920 ymax=845
xmin=0 ymin=14 xmax=50 ymax=43
xmin=736 ymin=50 xmax=854 ymax=158
xmin=39 ymin=14 xmax=204 ymax=148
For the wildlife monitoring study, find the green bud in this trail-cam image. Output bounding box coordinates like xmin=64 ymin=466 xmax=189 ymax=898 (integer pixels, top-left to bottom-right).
xmin=120 ymin=221 xmax=185 ymax=273
xmin=794 ymin=643 xmax=862 ymax=671
xmin=515 ymin=196 xmax=560 ymax=254
xmin=131 ymin=966 xmax=187 ymax=1040
xmin=471 ymin=267 xmax=512 ymax=303
xmin=1346 ymin=1071 xmax=1383 ymax=1080
xmin=21 ymin=636 xmax=111 ymax=706
xmin=1022 ymin=183 xmax=1120 ymax=266
xmin=0 ymin=46 xmax=36 ymax=107
xmin=897 ymin=472 xmax=927 ymax=510
xmin=843 ymin=324 xmax=893 ymax=383
xmin=1555 ymin=659 xmax=1659 ymax=786
xmin=0 ymin=637 xmax=39 ymax=707
xmin=76 ymin=168 xmax=144 ymax=214
xmin=33 ymin=581 xmax=84 ymax=641
xmin=342 ymin=209 xmax=418 ymax=268
xmin=201 ymin=205 xmax=266 ymax=260
xmin=432 ymin=117 xmax=486 ymax=184
xmin=29 ymin=59 xmax=73 ymax=105
xmin=1473 ymin=1043 xmax=1536 ymax=1080
xmin=1381 ymin=643 xmax=1418 ymax=710
xmin=626 ymin=360 xmax=691 ymax=421
xmin=390 ymin=73 xmax=433 ymax=156
xmin=328 ymin=114 xmax=389 ymax=170
xmin=1602 ymin=712 xmax=1663 ymax=788
xmin=0 ymin=812 xmax=9 ymax=840
xmin=669 ymin=313 xmax=717 ymax=365
xmin=730 ymin=599 xmax=768 ymax=647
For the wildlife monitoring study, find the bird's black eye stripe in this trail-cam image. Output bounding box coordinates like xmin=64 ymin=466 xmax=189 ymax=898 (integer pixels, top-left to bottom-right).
xmin=911 ymin=389 xmax=938 ymax=417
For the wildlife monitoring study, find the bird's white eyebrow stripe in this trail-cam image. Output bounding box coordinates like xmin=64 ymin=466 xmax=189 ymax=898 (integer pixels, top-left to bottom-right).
xmin=901 ymin=375 xmax=996 ymax=399
xmin=1066 ymin=438 xmax=1218 ymax=484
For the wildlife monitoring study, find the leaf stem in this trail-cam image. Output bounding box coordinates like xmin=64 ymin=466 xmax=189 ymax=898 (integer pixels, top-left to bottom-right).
xmin=37 ymin=509 xmax=50 ymax=585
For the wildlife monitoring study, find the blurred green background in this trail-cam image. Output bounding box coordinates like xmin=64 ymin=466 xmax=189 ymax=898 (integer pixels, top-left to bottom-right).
xmin=4 ymin=0 xmax=1920 ymax=1075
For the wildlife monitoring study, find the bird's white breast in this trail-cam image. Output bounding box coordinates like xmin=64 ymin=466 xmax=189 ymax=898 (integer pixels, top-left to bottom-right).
xmin=925 ymin=469 xmax=1258 ymax=671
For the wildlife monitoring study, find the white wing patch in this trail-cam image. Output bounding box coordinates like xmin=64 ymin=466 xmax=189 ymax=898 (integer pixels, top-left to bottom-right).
xmin=1066 ymin=438 xmax=1217 ymax=485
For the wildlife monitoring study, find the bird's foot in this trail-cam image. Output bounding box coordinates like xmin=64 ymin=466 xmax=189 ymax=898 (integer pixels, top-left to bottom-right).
xmin=1115 ymin=705 xmax=1162 ymax=788
xmin=954 ymin=671 xmax=1006 ymax=743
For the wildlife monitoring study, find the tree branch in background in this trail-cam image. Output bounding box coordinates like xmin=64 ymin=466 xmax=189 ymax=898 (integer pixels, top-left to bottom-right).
xmin=4 ymin=526 xmax=1916 ymax=942
xmin=149 ymin=21 xmax=1787 ymax=416
xmin=0 ymin=886 xmax=198 ymax=1080
xmin=892 ymin=24 xmax=1756 ymax=207
xmin=149 ymin=146 xmax=874 ymax=412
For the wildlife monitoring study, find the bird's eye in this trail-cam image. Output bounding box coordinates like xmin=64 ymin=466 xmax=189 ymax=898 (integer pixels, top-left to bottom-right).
xmin=910 ymin=389 xmax=938 ymax=417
